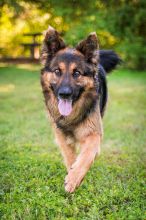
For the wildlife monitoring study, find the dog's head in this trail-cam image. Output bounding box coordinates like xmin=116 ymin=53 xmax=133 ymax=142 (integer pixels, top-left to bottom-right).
xmin=41 ymin=26 xmax=99 ymax=117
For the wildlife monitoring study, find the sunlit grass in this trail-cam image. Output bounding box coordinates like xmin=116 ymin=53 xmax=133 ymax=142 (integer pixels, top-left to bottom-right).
xmin=0 ymin=84 xmax=15 ymax=93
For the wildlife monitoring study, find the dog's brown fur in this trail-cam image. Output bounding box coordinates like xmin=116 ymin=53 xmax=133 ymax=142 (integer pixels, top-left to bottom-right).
xmin=40 ymin=26 xmax=112 ymax=193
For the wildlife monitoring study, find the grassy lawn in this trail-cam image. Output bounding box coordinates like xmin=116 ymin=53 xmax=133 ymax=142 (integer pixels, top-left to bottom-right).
xmin=0 ymin=65 xmax=145 ymax=220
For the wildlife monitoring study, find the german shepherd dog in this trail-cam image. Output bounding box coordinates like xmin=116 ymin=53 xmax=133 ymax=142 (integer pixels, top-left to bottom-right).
xmin=40 ymin=26 xmax=120 ymax=193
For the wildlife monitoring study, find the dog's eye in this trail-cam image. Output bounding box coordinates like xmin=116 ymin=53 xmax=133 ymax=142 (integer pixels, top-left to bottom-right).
xmin=73 ymin=70 xmax=81 ymax=79
xmin=54 ymin=69 xmax=61 ymax=77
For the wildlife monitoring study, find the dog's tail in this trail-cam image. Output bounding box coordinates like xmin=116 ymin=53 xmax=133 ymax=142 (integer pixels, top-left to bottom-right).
xmin=99 ymin=50 xmax=121 ymax=73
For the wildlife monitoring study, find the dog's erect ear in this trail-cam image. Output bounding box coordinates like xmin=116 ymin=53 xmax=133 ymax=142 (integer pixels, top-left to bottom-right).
xmin=41 ymin=26 xmax=66 ymax=66
xmin=76 ymin=32 xmax=99 ymax=65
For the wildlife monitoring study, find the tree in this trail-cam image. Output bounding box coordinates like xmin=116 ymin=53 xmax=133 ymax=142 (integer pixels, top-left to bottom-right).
xmin=0 ymin=0 xmax=145 ymax=69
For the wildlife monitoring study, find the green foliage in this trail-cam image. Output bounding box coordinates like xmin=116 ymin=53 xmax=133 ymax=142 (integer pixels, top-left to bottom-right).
xmin=0 ymin=65 xmax=146 ymax=219
xmin=105 ymin=0 xmax=146 ymax=70
xmin=0 ymin=0 xmax=146 ymax=69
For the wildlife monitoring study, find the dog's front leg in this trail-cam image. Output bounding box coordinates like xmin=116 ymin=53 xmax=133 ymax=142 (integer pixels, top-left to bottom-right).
xmin=65 ymin=133 xmax=101 ymax=193
xmin=55 ymin=129 xmax=77 ymax=171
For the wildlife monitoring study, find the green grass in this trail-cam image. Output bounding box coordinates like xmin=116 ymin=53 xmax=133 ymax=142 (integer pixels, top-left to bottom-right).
xmin=0 ymin=65 xmax=146 ymax=220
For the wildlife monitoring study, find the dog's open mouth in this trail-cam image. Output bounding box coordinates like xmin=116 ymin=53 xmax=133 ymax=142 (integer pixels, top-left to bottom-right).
xmin=58 ymin=99 xmax=72 ymax=116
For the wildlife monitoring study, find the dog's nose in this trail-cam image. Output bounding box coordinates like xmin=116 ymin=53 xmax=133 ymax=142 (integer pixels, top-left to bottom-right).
xmin=58 ymin=86 xmax=73 ymax=99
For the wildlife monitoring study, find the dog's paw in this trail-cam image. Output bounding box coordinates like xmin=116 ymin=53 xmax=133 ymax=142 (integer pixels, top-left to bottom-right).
xmin=64 ymin=169 xmax=84 ymax=193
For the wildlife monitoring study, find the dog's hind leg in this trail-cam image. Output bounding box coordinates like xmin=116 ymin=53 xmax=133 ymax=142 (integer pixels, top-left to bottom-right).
xmin=65 ymin=133 xmax=101 ymax=193
xmin=55 ymin=129 xmax=77 ymax=171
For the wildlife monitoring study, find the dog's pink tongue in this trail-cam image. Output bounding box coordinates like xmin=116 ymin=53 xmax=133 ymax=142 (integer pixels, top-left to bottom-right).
xmin=58 ymin=99 xmax=72 ymax=116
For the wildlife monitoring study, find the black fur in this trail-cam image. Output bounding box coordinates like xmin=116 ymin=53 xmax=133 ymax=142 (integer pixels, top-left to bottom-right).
xmin=98 ymin=64 xmax=108 ymax=117
xmin=98 ymin=50 xmax=121 ymax=117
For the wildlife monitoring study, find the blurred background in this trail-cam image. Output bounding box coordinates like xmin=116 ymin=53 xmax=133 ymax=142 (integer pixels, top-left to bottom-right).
xmin=0 ymin=0 xmax=146 ymax=70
